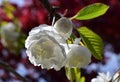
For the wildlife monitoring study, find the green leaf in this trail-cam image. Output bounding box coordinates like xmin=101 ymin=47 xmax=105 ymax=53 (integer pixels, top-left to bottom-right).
xmin=74 ymin=68 xmax=80 ymax=81
xmin=77 ymin=27 xmax=103 ymax=60
xmin=65 ymin=67 xmax=85 ymax=82
xmin=4 ymin=2 xmax=15 ymax=19
xmin=65 ymin=68 xmax=75 ymax=82
xmin=71 ymin=3 xmax=109 ymax=20
xmin=79 ymin=77 xmax=85 ymax=82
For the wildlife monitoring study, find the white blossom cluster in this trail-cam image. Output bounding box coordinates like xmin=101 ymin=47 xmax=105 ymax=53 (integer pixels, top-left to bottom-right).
xmin=25 ymin=17 xmax=91 ymax=71
xmin=91 ymin=72 xmax=120 ymax=82
xmin=0 ymin=22 xmax=20 ymax=53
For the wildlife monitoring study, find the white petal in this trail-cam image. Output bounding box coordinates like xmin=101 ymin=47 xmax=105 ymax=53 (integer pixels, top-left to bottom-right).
xmin=25 ymin=34 xmax=38 ymax=48
xmin=45 ymin=30 xmax=66 ymax=44
xmin=91 ymin=72 xmax=112 ymax=82
xmin=60 ymin=43 xmax=69 ymax=54
xmin=91 ymin=78 xmax=98 ymax=82
xmin=98 ymin=72 xmax=111 ymax=81
xmin=74 ymin=38 xmax=81 ymax=44
xmin=91 ymin=78 xmax=105 ymax=82
xmin=29 ymin=24 xmax=54 ymax=35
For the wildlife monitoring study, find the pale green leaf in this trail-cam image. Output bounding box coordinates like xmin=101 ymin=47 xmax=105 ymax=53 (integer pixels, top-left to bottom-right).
xmin=71 ymin=3 xmax=109 ymax=20
xmin=65 ymin=67 xmax=85 ymax=82
xmin=74 ymin=68 xmax=81 ymax=82
xmin=65 ymin=68 xmax=75 ymax=82
xmin=79 ymin=77 xmax=85 ymax=82
xmin=77 ymin=27 xmax=103 ymax=60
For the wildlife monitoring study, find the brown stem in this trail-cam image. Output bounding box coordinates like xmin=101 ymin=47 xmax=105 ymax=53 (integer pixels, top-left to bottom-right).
xmin=39 ymin=0 xmax=52 ymax=12
xmin=39 ymin=0 xmax=61 ymax=22
xmin=0 ymin=60 xmax=30 ymax=82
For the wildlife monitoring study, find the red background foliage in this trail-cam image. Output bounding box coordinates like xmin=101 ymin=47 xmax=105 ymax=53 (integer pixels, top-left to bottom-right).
xmin=0 ymin=0 xmax=120 ymax=82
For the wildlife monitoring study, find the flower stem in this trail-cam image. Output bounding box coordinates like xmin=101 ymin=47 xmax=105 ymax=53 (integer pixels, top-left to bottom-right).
xmin=69 ymin=16 xmax=76 ymax=20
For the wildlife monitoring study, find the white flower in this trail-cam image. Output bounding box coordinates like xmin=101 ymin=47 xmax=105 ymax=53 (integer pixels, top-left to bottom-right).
xmin=54 ymin=17 xmax=73 ymax=39
xmin=25 ymin=24 xmax=67 ymax=71
xmin=0 ymin=22 xmax=20 ymax=53
xmin=65 ymin=44 xmax=91 ymax=68
xmin=91 ymin=72 xmax=111 ymax=82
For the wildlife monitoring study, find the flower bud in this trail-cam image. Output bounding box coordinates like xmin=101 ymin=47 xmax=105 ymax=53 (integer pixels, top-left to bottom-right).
xmin=65 ymin=44 xmax=91 ymax=68
xmin=54 ymin=17 xmax=73 ymax=39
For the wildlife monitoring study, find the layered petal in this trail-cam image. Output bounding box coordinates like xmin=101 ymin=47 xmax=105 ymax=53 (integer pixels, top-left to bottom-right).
xmin=25 ymin=24 xmax=66 ymax=48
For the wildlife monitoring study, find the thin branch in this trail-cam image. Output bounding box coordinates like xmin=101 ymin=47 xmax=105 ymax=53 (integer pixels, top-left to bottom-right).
xmin=39 ymin=0 xmax=61 ymax=22
xmin=39 ymin=0 xmax=52 ymax=12
xmin=0 ymin=60 xmax=30 ymax=82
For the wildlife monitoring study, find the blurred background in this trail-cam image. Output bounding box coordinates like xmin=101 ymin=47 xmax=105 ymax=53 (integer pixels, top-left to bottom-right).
xmin=0 ymin=0 xmax=120 ymax=82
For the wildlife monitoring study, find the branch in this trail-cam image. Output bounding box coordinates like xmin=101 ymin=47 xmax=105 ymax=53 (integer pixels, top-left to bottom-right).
xmin=39 ymin=0 xmax=52 ymax=12
xmin=0 ymin=60 xmax=30 ymax=82
xmin=39 ymin=0 xmax=61 ymax=22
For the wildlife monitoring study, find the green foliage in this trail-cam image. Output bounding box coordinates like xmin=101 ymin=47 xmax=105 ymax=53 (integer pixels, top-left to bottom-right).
xmin=65 ymin=68 xmax=75 ymax=82
xmin=77 ymin=27 xmax=103 ymax=60
xmin=65 ymin=67 xmax=85 ymax=82
xmin=3 ymin=2 xmax=15 ymax=19
xmin=71 ymin=3 xmax=109 ymax=20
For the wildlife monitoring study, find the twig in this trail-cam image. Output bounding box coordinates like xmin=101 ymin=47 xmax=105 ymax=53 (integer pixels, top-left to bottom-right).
xmin=39 ymin=0 xmax=61 ymax=22
xmin=0 ymin=60 xmax=30 ymax=82
xmin=39 ymin=0 xmax=52 ymax=12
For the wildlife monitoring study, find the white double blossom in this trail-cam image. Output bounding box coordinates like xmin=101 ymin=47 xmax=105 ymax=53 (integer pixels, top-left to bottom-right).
xmin=25 ymin=17 xmax=91 ymax=71
xmin=25 ymin=24 xmax=67 ymax=71
xmin=91 ymin=72 xmax=111 ymax=82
